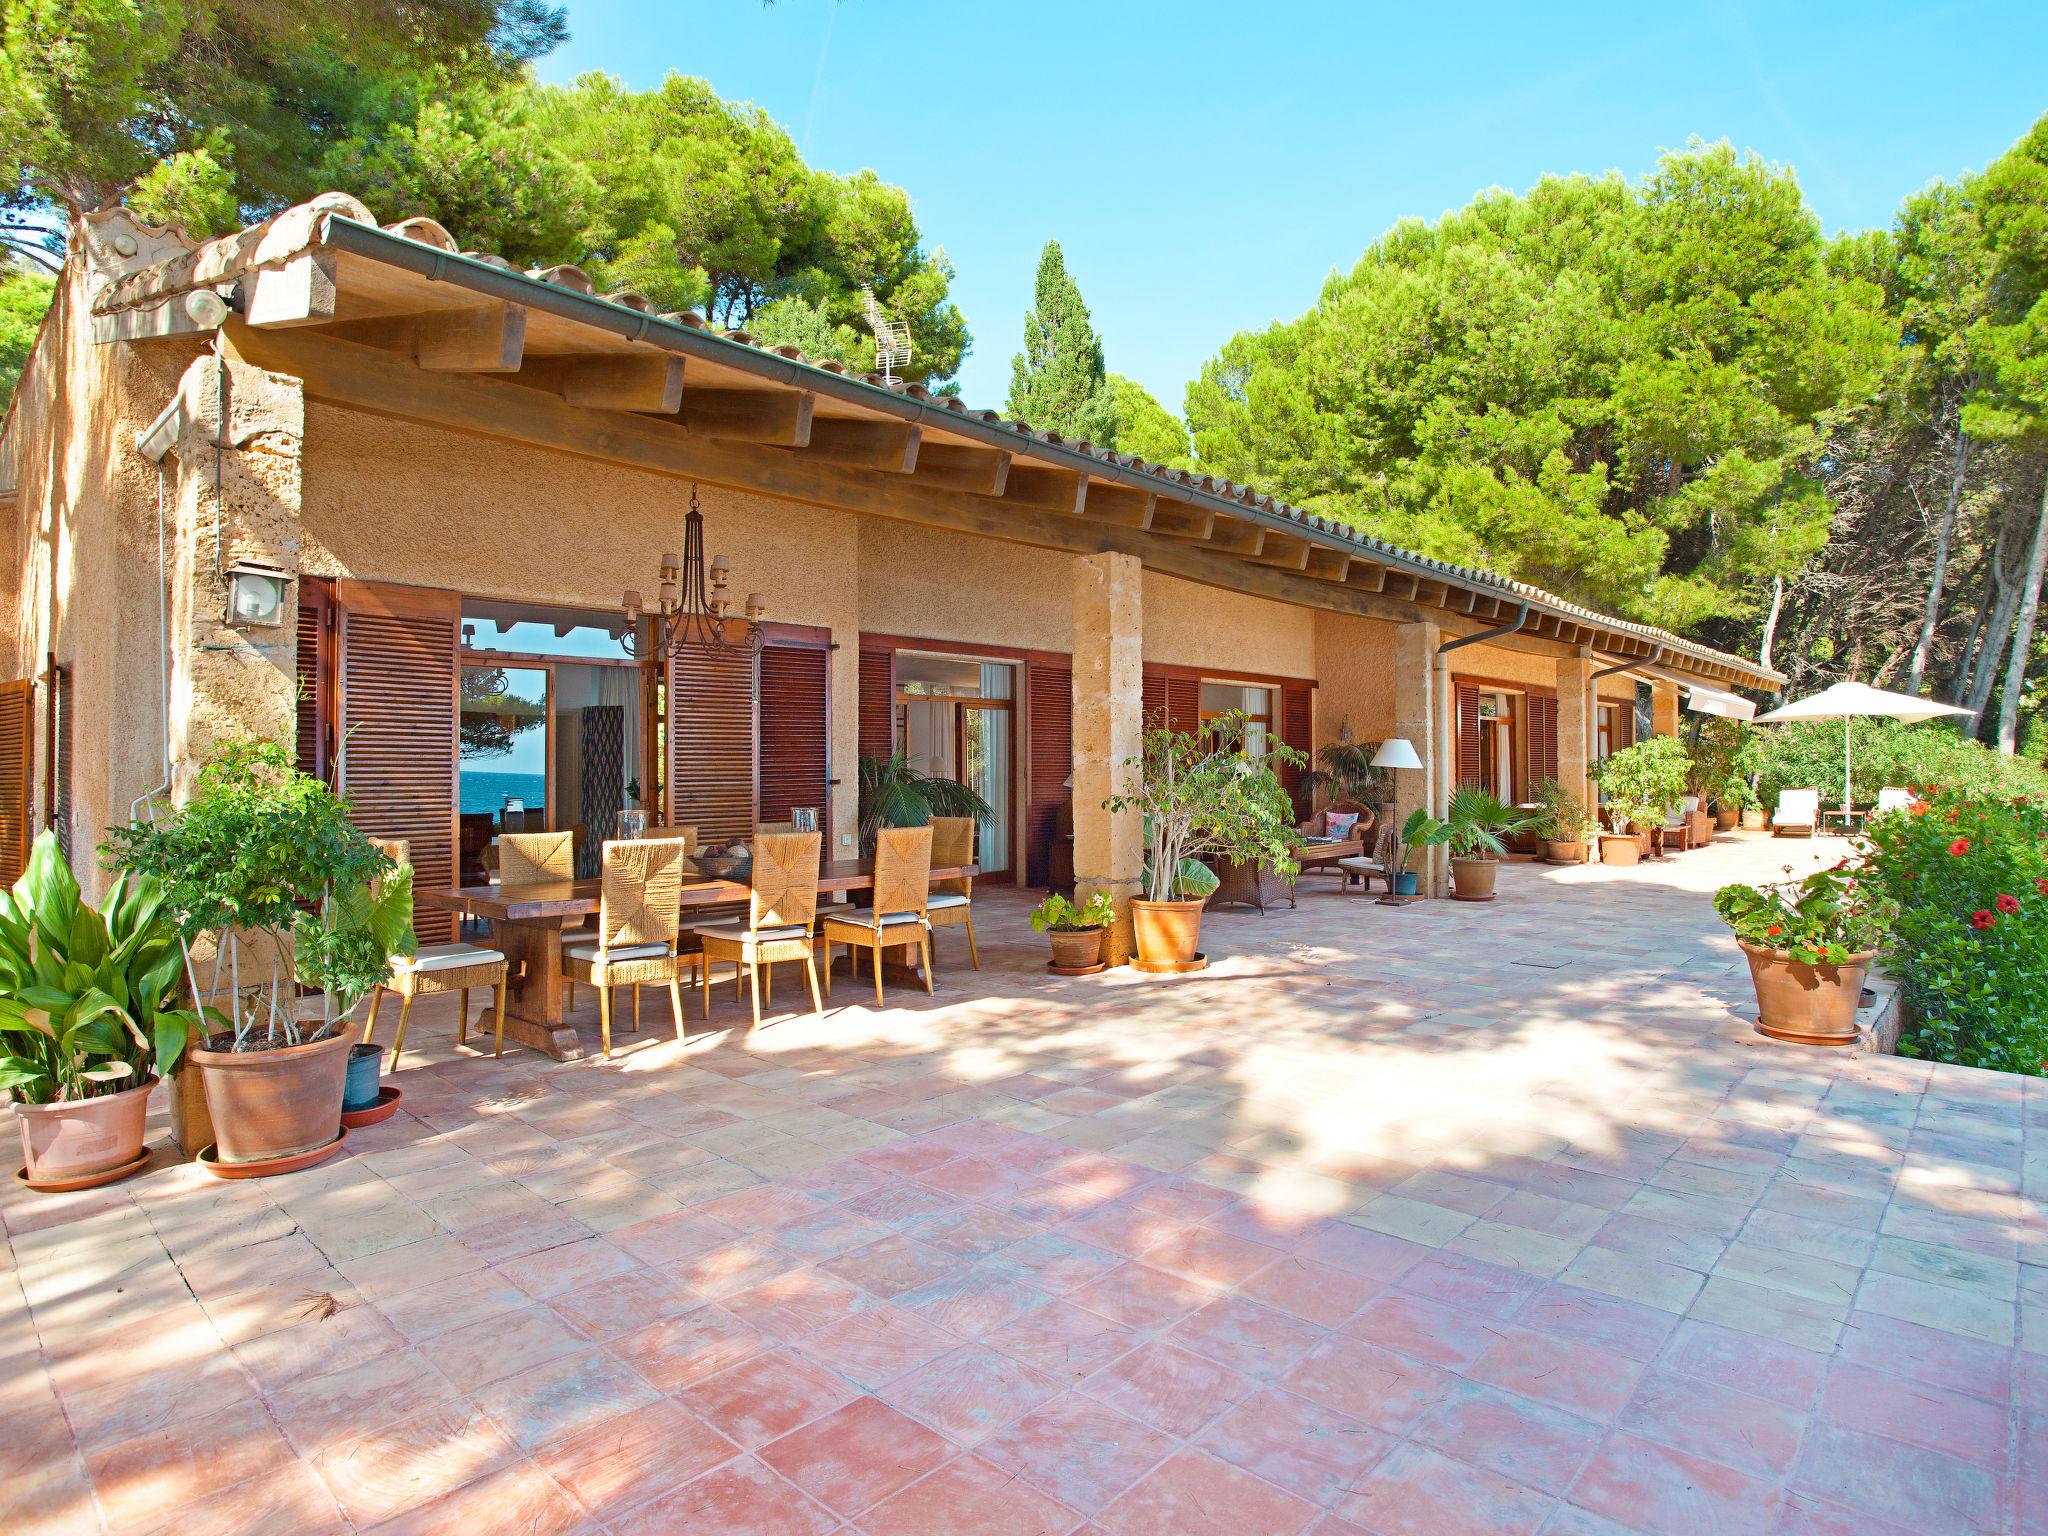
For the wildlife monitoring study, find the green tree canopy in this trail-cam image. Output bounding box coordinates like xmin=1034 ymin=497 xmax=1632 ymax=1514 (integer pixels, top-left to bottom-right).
xmin=1108 ymin=375 xmax=1192 ymax=468
xmin=1007 ymin=240 xmax=1119 ymax=445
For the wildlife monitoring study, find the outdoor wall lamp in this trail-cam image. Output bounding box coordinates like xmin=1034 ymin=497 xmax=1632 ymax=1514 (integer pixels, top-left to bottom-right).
xmin=225 ymin=561 xmax=291 ymax=627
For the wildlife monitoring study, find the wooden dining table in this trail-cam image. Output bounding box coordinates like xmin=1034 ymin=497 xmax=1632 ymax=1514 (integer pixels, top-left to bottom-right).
xmin=415 ymin=858 xmax=979 ymax=1060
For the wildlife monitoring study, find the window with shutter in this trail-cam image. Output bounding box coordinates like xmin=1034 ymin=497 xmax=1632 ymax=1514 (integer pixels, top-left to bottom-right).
xmin=296 ymin=577 xmax=333 ymax=784
xmin=1025 ymin=660 xmax=1072 ymax=887
xmin=336 ymin=581 xmax=459 ymax=942
xmin=0 ymin=679 xmax=32 ymax=884
xmin=669 ymin=641 xmax=756 ymax=844
xmin=1140 ymin=668 xmax=1202 ymax=735
xmin=858 ymin=645 xmax=894 ymax=759
xmin=1455 ymin=681 xmax=1482 ymax=787
xmin=759 ymin=640 xmax=829 ymax=841
xmin=1280 ymin=684 xmax=1313 ymax=795
xmin=1526 ymin=687 xmax=1559 ymax=787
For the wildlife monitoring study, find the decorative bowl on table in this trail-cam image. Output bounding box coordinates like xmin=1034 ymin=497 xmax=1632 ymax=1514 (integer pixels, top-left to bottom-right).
xmin=691 ymin=845 xmax=752 ymax=882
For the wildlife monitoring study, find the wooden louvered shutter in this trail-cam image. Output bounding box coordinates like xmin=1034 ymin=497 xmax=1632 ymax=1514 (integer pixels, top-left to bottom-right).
xmin=669 ymin=642 xmax=756 ymax=844
xmin=758 ymin=640 xmax=829 ymax=842
xmin=1526 ymin=687 xmax=1559 ymax=788
xmin=1455 ymin=681 xmax=1482 ymax=788
xmin=0 ymin=679 xmax=32 ymax=884
xmin=1166 ymin=677 xmax=1201 ymax=735
xmin=858 ymin=645 xmax=894 ymax=760
xmin=295 ymin=577 xmax=333 ymax=784
xmin=1142 ymin=671 xmax=1167 ymax=731
xmin=1280 ymin=683 xmax=1313 ymax=796
xmin=335 ymin=582 xmax=458 ymax=942
xmin=1026 ymin=660 xmax=1073 ymax=888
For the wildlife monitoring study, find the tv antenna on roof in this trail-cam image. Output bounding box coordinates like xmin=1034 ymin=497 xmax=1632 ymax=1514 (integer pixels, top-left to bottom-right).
xmin=862 ymin=286 xmax=912 ymax=385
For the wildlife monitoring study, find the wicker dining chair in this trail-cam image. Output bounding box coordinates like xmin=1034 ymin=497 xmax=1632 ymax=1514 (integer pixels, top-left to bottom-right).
xmin=560 ymin=838 xmax=689 ymax=1058
xmin=923 ymin=816 xmax=979 ymax=970
xmin=689 ymin=831 xmax=823 ymax=1028
xmin=499 ymin=829 xmax=574 ymax=885
xmin=645 ymin=824 xmax=699 ymax=856
xmin=821 ymin=826 xmax=933 ymax=1008
xmin=360 ymin=838 xmax=510 ymax=1069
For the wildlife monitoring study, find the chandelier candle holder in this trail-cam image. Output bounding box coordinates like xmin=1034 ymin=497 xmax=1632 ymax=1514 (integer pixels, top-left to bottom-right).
xmin=622 ymin=484 xmax=765 ymax=664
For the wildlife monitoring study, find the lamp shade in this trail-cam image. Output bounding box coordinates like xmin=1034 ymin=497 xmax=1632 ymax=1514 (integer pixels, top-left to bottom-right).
xmin=1371 ymin=737 xmax=1424 ymax=771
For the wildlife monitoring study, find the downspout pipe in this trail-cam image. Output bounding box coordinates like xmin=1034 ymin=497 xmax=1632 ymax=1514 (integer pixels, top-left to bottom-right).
xmin=1419 ymin=603 xmax=1530 ymax=893
xmin=1591 ymin=644 xmax=1663 ymax=681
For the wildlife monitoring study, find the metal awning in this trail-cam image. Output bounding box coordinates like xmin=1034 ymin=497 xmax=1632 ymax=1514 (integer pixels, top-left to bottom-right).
xmin=1685 ymin=684 xmax=1756 ymax=722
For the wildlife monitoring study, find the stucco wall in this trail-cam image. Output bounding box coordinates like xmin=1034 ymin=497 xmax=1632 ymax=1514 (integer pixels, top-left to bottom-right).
xmin=1143 ymin=572 xmax=1314 ymax=680
xmin=1313 ymin=611 xmax=1401 ymax=750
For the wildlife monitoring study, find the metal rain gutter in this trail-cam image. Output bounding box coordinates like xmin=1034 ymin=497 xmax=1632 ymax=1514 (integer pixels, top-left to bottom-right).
xmin=1437 ymin=601 xmax=1530 ymax=656
xmin=1592 ymin=645 xmax=1663 ymax=681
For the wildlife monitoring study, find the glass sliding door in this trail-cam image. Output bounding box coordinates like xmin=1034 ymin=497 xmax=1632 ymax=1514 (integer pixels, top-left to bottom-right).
xmin=894 ymin=651 xmax=1016 ymax=877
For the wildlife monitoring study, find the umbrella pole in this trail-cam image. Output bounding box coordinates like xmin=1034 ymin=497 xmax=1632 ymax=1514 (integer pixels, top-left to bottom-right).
xmin=1844 ymin=717 xmax=1853 ymax=818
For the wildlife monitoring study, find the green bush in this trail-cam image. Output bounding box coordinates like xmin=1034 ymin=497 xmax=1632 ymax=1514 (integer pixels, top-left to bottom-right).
xmin=1748 ymin=719 xmax=2048 ymax=809
xmin=1864 ymin=789 xmax=2048 ymax=1074
xmin=1591 ymin=737 xmax=1692 ymax=831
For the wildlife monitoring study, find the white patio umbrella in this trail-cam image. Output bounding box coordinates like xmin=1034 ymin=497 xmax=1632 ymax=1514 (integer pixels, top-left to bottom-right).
xmin=1751 ymin=680 xmax=1971 ymax=812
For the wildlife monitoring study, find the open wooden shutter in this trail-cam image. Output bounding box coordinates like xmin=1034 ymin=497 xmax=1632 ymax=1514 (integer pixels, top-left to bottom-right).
xmin=759 ymin=639 xmax=829 ymax=842
xmin=1526 ymin=686 xmax=1559 ymax=788
xmin=295 ymin=577 xmax=333 ymax=785
xmin=669 ymin=642 xmax=756 ymax=844
xmin=1280 ymin=683 xmax=1313 ymax=797
xmin=0 ymin=679 xmax=32 ymax=885
xmin=335 ymin=581 xmax=458 ymax=942
xmin=1141 ymin=668 xmax=1201 ymax=735
xmin=858 ymin=644 xmax=894 ymax=760
xmin=1455 ymin=681 xmax=1482 ymax=788
xmin=1026 ymin=659 xmax=1072 ymax=887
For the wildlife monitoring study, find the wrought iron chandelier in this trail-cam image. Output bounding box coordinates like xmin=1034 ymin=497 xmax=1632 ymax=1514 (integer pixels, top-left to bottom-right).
xmin=621 ymin=484 xmax=764 ymax=663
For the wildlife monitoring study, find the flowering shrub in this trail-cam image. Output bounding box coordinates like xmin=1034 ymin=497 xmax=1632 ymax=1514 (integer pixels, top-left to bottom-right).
xmin=1713 ymin=865 xmax=1893 ymax=966
xmin=1863 ymin=788 xmax=2048 ymax=1074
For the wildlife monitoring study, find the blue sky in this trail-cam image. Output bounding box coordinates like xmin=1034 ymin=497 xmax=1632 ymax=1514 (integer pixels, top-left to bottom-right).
xmin=538 ymin=0 xmax=2048 ymax=413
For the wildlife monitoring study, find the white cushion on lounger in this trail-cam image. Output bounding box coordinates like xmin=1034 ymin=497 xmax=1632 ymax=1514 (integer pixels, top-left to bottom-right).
xmin=392 ymin=943 xmax=504 ymax=973
xmin=562 ymin=940 xmax=671 ymax=963
xmin=924 ymin=893 xmax=971 ymax=910
xmin=688 ymin=921 xmax=811 ymax=943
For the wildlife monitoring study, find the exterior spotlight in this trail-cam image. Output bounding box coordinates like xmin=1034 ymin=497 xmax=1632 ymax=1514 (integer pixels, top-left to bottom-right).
xmin=226 ymin=561 xmax=290 ymax=627
xmin=184 ymin=289 xmax=230 ymax=329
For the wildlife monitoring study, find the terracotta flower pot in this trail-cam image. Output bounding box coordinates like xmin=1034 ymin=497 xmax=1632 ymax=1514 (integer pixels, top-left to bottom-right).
xmin=1714 ymin=809 xmax=1739 ymax=831
xmin=167 ymin=1062 xmax=214 ymax=1157
xmin=1543 ymin=840 xmax=1585 ymax=865
xmin=1047 ymin=926 xmax=1106 ymax=970
xmin=1739 ymin=942 xmax=1874 ymax=1046
xmin=1450 ymin=856 xmax=1498 ymax=900
xmin=1740 ymin=809 xmax=1766 ymax=830
xmin=1130 ymin=899 xmax=1204 ymax=965
xmin=1599 ymin=833 xmax=1641 ymax=866
xmin=14 ymin=1077 xmax=154 ymax=1184
xmin=192 ymin=1021 xmax=357 ymax=1166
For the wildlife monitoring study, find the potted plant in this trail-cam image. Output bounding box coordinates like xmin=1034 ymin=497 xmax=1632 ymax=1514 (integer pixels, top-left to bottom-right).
xmin=1300 ymin=739 xmax=1394 ymax=823
xmin=1392 ymin=807 xmax=1452 ymax=896
xmin=1105 ymin=713 xmax=1302 ymax=967
xmin=1726 ymin=778 xmax=1765 ymax=830
xmin=1714 ymin=865 xmax=1893 ymax=1044
xmin=1030 ymin=891 xmax=1116 ymax=971
xmin=293 ymin=865 xmax=418 ymax=1113
xmin=1591 ymin=738 xmax=1692 ymax=863
xmin=1444 ymin=785 xmax=1543 ymax=900
xmin=856 ymin=753 xmax=994 ymax=856
xmin=1529 ymin=777 xmax=1597 ymax=864
xmin=0 ymin=833 xmax=210 ymax=1187
xmin=104 ymin=739 xmax=395 ymax=1166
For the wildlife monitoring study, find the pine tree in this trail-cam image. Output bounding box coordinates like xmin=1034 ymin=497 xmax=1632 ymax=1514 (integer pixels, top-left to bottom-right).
xmin=1006 ymin=241 xmax=1120 ymax=446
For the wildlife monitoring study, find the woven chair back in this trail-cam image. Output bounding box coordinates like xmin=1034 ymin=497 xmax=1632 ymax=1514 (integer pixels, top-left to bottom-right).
xmin=928 ymin=816 xmax=975 ymax=897
xmin=751 ymin=832 xmax=821 ymax=932
xmin=873 ymin=826 xmax=932 ymax=920
xmin=500 ymin=830 xmax=574 ymax=885
xmin=757 ymin=820 xmax=798 ymax=836
xmin=598 ymin=838 xmax=686 ymax=949
xmin=646 ymin=824 xmax=699 ymax=857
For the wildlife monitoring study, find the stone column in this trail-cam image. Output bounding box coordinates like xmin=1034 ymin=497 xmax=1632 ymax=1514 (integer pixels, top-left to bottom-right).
xmin=1652 ymin=680 xmax=1681 ymax=740
xmin=1555 ymin=652 xmax=1597 ymax=810
xmin=1072 ymin=551 xmax=1144 ymax=963
xmin=1392 ymin=619 xmax=1443 ymax=896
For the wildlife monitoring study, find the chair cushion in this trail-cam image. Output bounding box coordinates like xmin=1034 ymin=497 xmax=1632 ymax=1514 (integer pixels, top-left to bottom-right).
xmin=1336 ymin=857 xmax=1383 ymax=874
xmin=689 ymin=921 xmax=811 ymax=943
xmin=393 ymin=943 xmax=505 ymax=973
xmin=924 ymin=893 xmax=971 ymax=911
xmin=825 ymin=909 xmax=927 ymax=928
xmin=563 ymin=939 xmax=672 ymax=963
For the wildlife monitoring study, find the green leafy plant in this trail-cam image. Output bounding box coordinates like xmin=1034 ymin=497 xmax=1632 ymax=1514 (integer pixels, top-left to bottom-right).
xmin=1300 ymin=740 xmax=1393 ymax=810
xmin=0 ymin=832 xmax=210 ymax=1104
xmin=1713 ymin=865 xmax=1895 ymax=966
xmin=856 ymin=753 xmax=995 ymax=856
xmin=1395 ymin=807 xmax=1453 ymax=873
xmin=1105 ymin=713 xmax=1304 ymax=903
xmin=1445 ymin=785 xmax=1543 ymax=859
xmin=1528 ymin=777 xmax=1599 ymax=843
xmin=1591 ymin=737 xmax=1693 ymax=832
xmin=1029 ymin=891 xmax=1117 ymax=933
xmin=1719 ymin=777 xmax=1762 ymax=813
xmin=291 ymin=867 xmax=418 ymax=1027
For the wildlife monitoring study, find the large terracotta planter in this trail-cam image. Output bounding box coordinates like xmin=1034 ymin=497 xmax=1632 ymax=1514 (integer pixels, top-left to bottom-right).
xmin=1599 ymin=833 xmax=1641 ymax=867
xmin=14 ymin=1077 xmax=154 ymax=1184
xmin=1543 ymin=840 xmax=1585 ymax=865
xmin=191 ymin=1021 xmax=357 ymax=1165
xmin=1131 ymin=899 xmax=1204 ymax=965
xmin=1740 ymin=809 xmax=1766 ymax=831
xmin=1450 ymin=856 xmax=1498 ymax=900
xmin=1714 ymin=809 xmax=1739 ymax=831
xmin=1046 ymin=926 xmax=1106 ymax=970
xmin=1739 ymin=942 xmax=1874 ymax=1046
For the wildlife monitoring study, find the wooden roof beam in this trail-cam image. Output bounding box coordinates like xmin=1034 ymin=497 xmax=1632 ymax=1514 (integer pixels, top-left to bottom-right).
xmin=416 ymin=305 xmax=526 ymax=373
xmin=1303 ymin=547 xmax=1352 ymax=583
xmin=1087 ymin=486 xmax=1155 ymax=529
xmin=521 ymin=353 xmax=683 ymax=412
xmin=678 ymin=388 xmax=814 ymax=447
xmin=914 ymin=442 xmax=1010 ymax=496
xmin=1251 ymin=533 xmax=1313 ymax=572
xmin=243 ymin=251 xmax=339 ymax=329
xmin=997 ymin=465 xmax=1087 ymax=515
xmin=803 ymin=419 xmax=920 ymax=473
xmin=1201 ymin=518 xmax=1265 ymax=558
xmin=1350 ymin=563 xmax=1389 ymax=593
xmin=1148 ymin=503 xmax=1217 ymax=541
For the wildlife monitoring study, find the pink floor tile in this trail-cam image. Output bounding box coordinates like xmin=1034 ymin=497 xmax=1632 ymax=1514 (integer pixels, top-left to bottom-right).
xmin=1469 ymin=1326 xmax=1644 ymax=1423
xmin=1069 ymin=1261 xmax=1223 ymax=1331
xmin=1835 ymin=1311 xmax=2015 ymax=1402
xmin=360 ymin=1458 xmax=592 ymax=1536
xmin=545 ymin=1264 xmax=701 ymax=1341
xmin=418 ymin=1305 xmax=584 ymax=1391
xmin=1617 ymin=1367 xmax=1806 ymax=1479
xmin=1412 ymin=1381 xmax=1604 ymax=1496
xmin=679 ymin=1347 xmax=857 ymax=1450
xmin=1239 ymin=1256 xmax=1385 ymax=1327
xmin=1196 ymin=1385 xmax=1395 ymax=1507
xmin=1519 ymin=1282 xmax=1679 ymax=1362
xmin=880 ymin=1343 xmax=1066 ymax=1444
xmin=1169 ymin=1294 xmax=1325 ymax=1382
xmin=1289 ymin=1221 xmax=1429 ymax=1282
xmin=311 ymin=1396 xmax=520 ymax=1528
xmin=471 ymin=1346 xmax=662 ymax=1451
xmin=1658 ymin=1319 xmax=1828 ymax=1410
xmin=760 ymin=1395 xmax=955 ymax=1518
xmin=534 ymin=1398 xmax=737 ymax=1523
xmin=822 ymin=1233 xmax=967 ymax=1297
xmin=1339 ymin=1443 xmax=1553 ymax=1536
xmin=1097 ymin=1447 xmax=1320 ymax=1536
xmin=1143 ymin=1225 xmax=1303 ymax=1287
xmin=85 ymin=1399 xmax=301 ymax=1531
xmin=1341 ymin=1289 xmax=1505 ymax=1370
xmin=1084 ymin=1339 xmax=1256 ymax=1438
xmin=979 ymin=1396 xmax=1178 ymax=1514
xmin=1279 ymin=1336 xmax=1454 ymax=1435
xmin=796 ymin=1303 xmax=958 ymax=1391
xmin=493 ymin=1236 xmax=640 ymax=1300
xmin=858 ymin=1453 xmax=1083 ymax=1536
xmin=986 ymin=1298 xmax=1141 ymax=1383
xmin=607 ymin=1303 xmax=770 ymax=1392
xmin=611 ymin=1455 xmax=837 ymax=1536
xmin=1569 ymin=1431 xmax=1782 ymax=1536
xmin=993 ymin=1232 xmax=1127 ymax=1294
xmin=1398 ymin=1251 xmax=1546 ymax=1320
xmin=895 ymin=1264 xmax=1050 ymax=1337
xmin=722 ymin=1265 xmax=870 ymax=1341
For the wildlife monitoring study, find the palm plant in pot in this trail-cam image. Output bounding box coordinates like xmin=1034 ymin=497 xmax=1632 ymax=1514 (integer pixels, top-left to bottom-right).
xmin=1104 ymin=713 xmax=1302 ymax=968
xmin=856 ymin=753 xmax=994 ymax=855
xmin=0 ymin=833 xmax=210 ymax=1188
xmin=1300 ymin=739 xmax=1393 ymax=823
xmin=104 ymin=740 xmax=396 ymax=1169
xmin=1444 ymin=785 xmax=1543 ymax=900
xmin=1030 ymin=891 xmax=1116 ymax=972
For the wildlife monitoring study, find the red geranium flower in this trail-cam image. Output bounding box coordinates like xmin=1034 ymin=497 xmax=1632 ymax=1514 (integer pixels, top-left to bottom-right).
xmin=1949 ymin=837 xmax=1971 ymax=856
xmin=1766 ymin=923 xmax=1783 ymax=937
xmin=2038 ymin=878 xmax=2048 ymax=896
xmin=1908 ymin=801 xmax=1929 ymax=817
xmin=1997 ymin=893 xmax=2021 ymax=914
xmin=1971 ymin=910 xmax=1996 ymax=931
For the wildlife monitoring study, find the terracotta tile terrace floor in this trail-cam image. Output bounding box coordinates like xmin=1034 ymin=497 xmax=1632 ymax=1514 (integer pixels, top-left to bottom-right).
xmin=7 ymin=832 xmax=2044 ymax=1535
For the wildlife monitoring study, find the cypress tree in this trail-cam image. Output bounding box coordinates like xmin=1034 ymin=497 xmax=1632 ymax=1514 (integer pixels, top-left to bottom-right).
xmin=1006 ymin=240 xmax=1120 ymax=447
